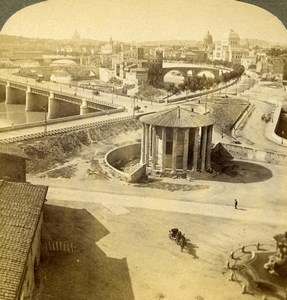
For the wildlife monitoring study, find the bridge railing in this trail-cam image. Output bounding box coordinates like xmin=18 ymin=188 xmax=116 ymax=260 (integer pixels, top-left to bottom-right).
xmin=0 ymin=113 xmax=132 ymax=144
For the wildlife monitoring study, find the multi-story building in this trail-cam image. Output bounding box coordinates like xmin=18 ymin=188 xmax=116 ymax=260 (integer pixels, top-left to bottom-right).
xmin=256 ymin=56 xmax=284 ymax=77
xmin=213 ymin=30 xmax=247 ymax=64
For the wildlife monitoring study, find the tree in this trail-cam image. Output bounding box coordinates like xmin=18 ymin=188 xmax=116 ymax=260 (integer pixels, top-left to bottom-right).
xmin=178 ymin=74 xmax=216 ymax=99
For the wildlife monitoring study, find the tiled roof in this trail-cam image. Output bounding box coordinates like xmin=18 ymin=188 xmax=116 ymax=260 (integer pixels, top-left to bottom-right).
xmin=0 ymin=181 xmax=48 ymax=300
xmin=139 ymin=106 xmax=216 ymax=128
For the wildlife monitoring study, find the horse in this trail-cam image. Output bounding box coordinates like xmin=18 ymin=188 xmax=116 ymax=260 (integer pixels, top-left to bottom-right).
xmin=179 ymin=234 xmax=187 ymax=252
xmin=175 ymin=231 xmax=182 ymax=245
xmin=168 ymin=228 xmax=179 ymax=240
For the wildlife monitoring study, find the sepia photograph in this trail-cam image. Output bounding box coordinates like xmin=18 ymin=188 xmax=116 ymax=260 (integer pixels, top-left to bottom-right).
xmin=0 ymin=0 xmax=287 ymax=299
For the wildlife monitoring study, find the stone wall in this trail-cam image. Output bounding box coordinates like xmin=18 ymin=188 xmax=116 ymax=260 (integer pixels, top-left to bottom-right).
xmin=220 ymin=142 xmax=287 ymax=165
xmin=0 ymin=154 xmax=26 ymax=182
xmin=265 ymin=105 xmax=287 ymax=145
xmin=105 ymin=143 xmax=146 ymax=182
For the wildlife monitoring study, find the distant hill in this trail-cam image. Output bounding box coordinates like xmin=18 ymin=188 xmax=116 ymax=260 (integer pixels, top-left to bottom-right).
xmin=241 ymin=38 xmax=271 ymax=48
xmin=137 ymin=40 xmax=201 ymax=47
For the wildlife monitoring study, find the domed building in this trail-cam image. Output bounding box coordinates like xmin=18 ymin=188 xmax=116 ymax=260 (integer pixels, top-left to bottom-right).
xmin=213 ymin=29 xmax=247 ymax=64
xmin=139 ymin=106 xmax=216 ymax=176
xmin=222 ymin=29 xmax=240 ymax=47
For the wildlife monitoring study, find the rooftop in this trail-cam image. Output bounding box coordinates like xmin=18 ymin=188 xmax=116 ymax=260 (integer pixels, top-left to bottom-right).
xmin=139 ymin=106 xmax=216 ymax=128
xmin=0 ymin=181 xmax=48 ymax=300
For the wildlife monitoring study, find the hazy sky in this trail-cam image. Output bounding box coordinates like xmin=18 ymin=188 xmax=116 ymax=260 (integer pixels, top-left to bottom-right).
xmin=1 ymin=0 xmax=287 ymax=43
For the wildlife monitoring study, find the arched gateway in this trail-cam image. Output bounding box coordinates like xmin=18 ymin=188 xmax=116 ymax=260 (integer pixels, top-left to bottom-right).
xmin=139 ymin=106 xmax=215 ymax=176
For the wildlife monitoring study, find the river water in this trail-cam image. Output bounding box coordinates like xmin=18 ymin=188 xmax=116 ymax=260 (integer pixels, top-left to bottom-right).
xmin=0 ymin=101 xmax=45 ymax=128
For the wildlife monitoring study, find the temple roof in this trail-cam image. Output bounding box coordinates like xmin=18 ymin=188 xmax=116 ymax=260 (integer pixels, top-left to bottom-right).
xmin=139 ymin=106 xmax=216 ymax=128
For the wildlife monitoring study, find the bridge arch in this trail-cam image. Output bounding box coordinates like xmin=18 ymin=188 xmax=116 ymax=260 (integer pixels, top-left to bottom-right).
xmin=195 ymin=70 xmax=215 ymax=78
xmin=163 ymin=69 xmax=186 ymax=84
xmin=162 ymin=64 xmax=221 ymax=82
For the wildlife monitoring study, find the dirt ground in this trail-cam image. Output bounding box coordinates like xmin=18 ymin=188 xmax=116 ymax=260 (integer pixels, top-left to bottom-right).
xmin=29 ymin=124 xmax=287 ymax=300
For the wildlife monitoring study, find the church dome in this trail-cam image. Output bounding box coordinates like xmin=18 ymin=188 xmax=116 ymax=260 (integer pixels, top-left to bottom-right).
xmin=222 ymin=29 xmax=240 ymax=41
xmin=222 ymin=29 xmax=240 ymax=46
xmin=203 ymin=31 xmax=213 ymax=46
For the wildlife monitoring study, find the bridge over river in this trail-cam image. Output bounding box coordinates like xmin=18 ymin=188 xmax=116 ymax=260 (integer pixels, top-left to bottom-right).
xmin=162 ymin=62 xmax=229 ymax=80
xmin=0 ymin=74 xmax=122 ymax=120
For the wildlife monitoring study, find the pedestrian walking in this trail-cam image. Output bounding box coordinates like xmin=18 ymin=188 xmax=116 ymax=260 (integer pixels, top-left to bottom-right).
xmin=234 ymin=199 xmax=238 ymax=209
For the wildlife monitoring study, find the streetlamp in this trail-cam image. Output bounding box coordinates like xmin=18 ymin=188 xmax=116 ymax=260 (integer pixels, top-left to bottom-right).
xmin=282 ymin=131 xmax=285 ymax=145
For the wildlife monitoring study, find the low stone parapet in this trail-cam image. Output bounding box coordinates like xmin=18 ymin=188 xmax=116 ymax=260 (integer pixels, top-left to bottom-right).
xmin=105 ymin=143 xmax=146 ymax=183
xmin=219 ymin=142 xmax=287 ymax=165
xmin=265 ymin=105 xmax=287 ymax=146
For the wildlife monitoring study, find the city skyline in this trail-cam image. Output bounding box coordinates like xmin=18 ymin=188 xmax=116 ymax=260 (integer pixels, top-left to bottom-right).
xmin=1 ymin=0 xmax=287 ymax=44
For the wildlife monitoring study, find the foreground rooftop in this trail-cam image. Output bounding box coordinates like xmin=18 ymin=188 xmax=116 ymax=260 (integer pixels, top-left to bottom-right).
xmin=0 ymin=181 xmax=48 ymax=300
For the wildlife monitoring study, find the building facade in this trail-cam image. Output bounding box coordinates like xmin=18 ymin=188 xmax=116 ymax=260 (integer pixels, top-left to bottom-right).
xmin=213 ymin=30 xmax=247 ymax=64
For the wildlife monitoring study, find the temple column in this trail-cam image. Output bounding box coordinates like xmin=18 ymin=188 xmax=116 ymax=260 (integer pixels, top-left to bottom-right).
xmin=193 ymin=128 xmax=199 ymax=171
xmin=149 ymin=124 xmax=153 ymax=156
xmin=140 ymin=124 xmax=146 ymax=165
xmin=152 ymin=126 xmax=157 ymax=171
xmin=161 ymin=127 xmax=166 ymax=173
xmin=171 ymin=128 xmax=178 ymax=175
xmin=200 ymin=126 xmax=208 ymax=172
xmin=183 ymin=128 xmax=189 ymax=173
xmin=145 ymin=124 xmax=150 ymax=167
xmin=206 ymin=125 xmax=213 ymax=170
